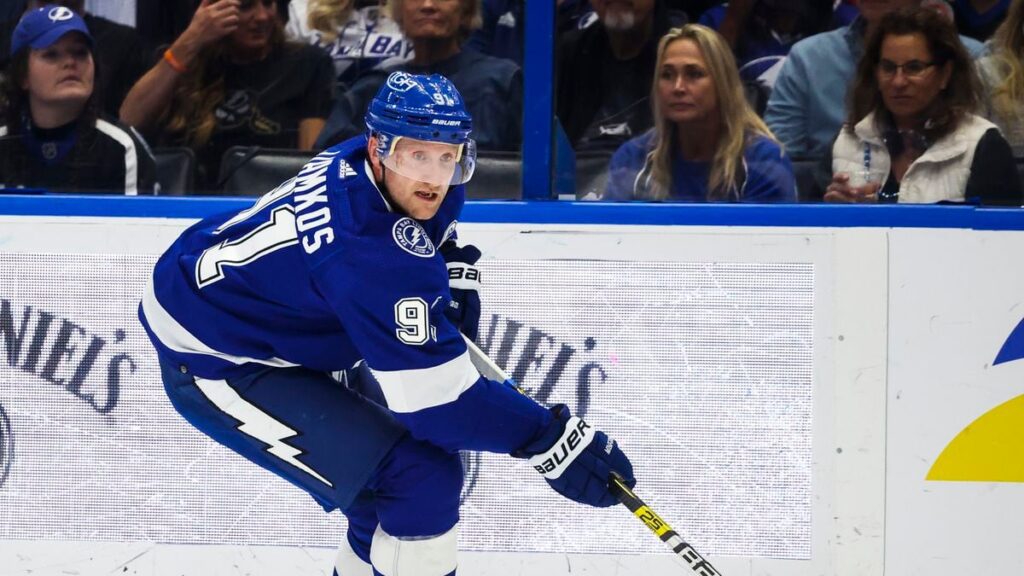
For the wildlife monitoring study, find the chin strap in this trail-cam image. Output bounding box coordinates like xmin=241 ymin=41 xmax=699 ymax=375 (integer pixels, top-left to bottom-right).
xmin=377 ymin=163 xmax=399 ymax=214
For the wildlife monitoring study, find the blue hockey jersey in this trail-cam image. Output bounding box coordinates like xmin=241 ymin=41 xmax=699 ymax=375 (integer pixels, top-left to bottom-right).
xmin=140 ymin=134 xmax=550 ymax=454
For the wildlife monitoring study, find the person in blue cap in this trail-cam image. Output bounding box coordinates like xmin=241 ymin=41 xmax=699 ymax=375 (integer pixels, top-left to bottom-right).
xmin=0 ymin=4 xmax=155 ymax=194
xmin=140 ymin=71 xmax=636 ymax=576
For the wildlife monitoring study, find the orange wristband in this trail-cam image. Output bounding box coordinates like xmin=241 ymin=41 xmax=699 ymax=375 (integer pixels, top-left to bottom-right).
xmin=163 ymin=49 xmax=187 ymax=74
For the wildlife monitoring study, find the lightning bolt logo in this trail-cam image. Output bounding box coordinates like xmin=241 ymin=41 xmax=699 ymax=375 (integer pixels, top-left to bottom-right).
xmin=194 ymin=378 xmax=333 ymax=487
xmin=408 ymin=226 xmax=423 ymax=247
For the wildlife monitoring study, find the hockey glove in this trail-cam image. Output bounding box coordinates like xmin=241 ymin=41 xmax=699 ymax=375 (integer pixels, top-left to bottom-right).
xmin=440 ymin=241 xmax=482 ymax=342
xmin=516 ymin=404 xmax=635 ymax=508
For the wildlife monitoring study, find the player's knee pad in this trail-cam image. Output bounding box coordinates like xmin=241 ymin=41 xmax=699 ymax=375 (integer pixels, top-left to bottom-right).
xmin=335 ymin=535 xmax=373 ymax=576
xmin=369 ymin=523 xmax=458 ymax=576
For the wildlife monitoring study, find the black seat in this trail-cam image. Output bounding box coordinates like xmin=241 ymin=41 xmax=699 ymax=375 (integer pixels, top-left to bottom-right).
xmin=742 ymin=80 xmax=771 ymax=117
xmin=575 ymin=150 xmax=613 ymax=200
xmin=466 ymin=151 xmax=521 ymax=199
xmin=790 ymin=156 xmax=827 ymax=203
xmin=152 ymin=147 xmax=196 ymax=196
xmin=219 ymin=146 xmax=315 ymax=196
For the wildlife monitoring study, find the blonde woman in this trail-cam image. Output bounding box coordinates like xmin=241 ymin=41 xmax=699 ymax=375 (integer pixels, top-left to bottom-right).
xmin=286 ymin=0 xmax=412 ymax=89
xmin=119 ymin=0 xmax=335 ymax=192
xmin=977 ymin=0 xmax=1024 ymax=156
xmin=603 ymin=24 xmax=795 ymax=202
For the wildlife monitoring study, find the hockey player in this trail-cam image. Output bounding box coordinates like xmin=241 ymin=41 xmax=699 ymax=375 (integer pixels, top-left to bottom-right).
xmin=139 ymin=71 xmax=635 ymax=576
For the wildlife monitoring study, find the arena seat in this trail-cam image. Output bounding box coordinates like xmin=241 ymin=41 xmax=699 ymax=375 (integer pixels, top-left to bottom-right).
xmin=219 ymin=147 xmax=315 ymax=196
xmin=790 ymin=156 xmax=827 ymax=203
xmin=219 ymin=147 xmax=523 ymax=199
xmin=152 ymin=147 xmax=196 ymax=196
xmin=467 ymin=151 xmax=522 ymax=199
xmin=575 ymin=150 xmax=613 ymax=200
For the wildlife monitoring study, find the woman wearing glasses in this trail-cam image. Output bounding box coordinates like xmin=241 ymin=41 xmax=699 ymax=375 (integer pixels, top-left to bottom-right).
xmin=826 ymin=7 xmax=1021 ymax=205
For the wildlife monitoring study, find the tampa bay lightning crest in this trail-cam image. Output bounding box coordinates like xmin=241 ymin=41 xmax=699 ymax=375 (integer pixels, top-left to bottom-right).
xmin=392 ymin=218 xmax=435 ymax=257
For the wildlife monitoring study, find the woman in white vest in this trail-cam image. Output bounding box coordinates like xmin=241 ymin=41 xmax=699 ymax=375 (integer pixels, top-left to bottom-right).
xmin=826 ymin=6 xmax=1021 ymax=206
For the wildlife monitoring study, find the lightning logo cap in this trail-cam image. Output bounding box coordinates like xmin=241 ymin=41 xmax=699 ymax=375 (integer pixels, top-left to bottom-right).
xmin=11 ymin=5 xmax=93 ymax=55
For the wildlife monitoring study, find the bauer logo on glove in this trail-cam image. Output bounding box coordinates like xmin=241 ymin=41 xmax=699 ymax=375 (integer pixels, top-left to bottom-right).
xmin=529 ymin=417 xmax=593 ymax=478
xmin=518 ymin=404 xmax=635 ymax=508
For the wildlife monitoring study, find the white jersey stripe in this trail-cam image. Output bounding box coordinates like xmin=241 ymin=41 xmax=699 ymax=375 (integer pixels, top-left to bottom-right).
xmin=95 ymin=119 xmax=139 ymax=195
xmin=141 ymin=279 xmax=299 ymax=368
xmin=370 ymin=351 xmax=479 ymax=413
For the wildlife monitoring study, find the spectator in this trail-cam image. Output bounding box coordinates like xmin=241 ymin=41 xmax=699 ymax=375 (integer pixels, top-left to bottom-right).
xmin=0 ymin=6 xmax=155 ymax=194
xmin=315 ymin=0 xmax=522 ymax=151
xmin=465 ymin=0 xmax=600 ymax=66
xmin=602 ymin=24 xmax=796 ymax=202
xmin=556 ymin=0 xmax=687 ymax=152
xmin=120 ymin=0 xmax=334 ymax=192
xmin=952 ymin=0 xmax=1011 ymax=41
xmin=698 ymin=0 xmax=856 ymax=97
xmin=286 ymin=0 xmax=412 ymax=90
xmin=558 ymin=0 xmax=597 ymax=33
xmin=465 ymin=0 xmax=524 ymax=64
xmin=765 ymin=0 xmax=985 ymax=158
xmin=827 ymin=7 xmax=1021 ymax=205
xmin=979 ymin=0 xmax=1024 ymax=154
xmin=1 ymin=0 xmax=152 ymax=118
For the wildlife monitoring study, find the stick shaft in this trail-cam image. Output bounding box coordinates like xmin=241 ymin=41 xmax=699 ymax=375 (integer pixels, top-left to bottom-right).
xmin=609 ymin=475 xmax=723 ymax=575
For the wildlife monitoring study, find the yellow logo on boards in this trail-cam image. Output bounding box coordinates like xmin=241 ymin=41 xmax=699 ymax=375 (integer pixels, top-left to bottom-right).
xmin=928 ymin=319 xmax=1024 ymax=483
xmin=927 ymin=394 xmax=1024 ymax=482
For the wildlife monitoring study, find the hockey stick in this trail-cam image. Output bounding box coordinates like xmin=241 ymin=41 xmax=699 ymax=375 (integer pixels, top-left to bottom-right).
xmin=462 ymin=335 xmax=723 ymax=575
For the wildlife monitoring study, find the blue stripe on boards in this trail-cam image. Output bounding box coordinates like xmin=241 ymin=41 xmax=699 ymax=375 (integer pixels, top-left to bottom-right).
xmin=0 ymin=195 xmax=1022 ymax=230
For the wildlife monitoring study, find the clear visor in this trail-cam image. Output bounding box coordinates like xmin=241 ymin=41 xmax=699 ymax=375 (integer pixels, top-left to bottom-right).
xmin=380 ymin=136 xmax=476 ymax=186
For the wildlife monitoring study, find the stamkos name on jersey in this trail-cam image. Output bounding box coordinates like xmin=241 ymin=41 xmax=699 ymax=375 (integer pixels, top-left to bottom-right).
xmin=292 ymin=151 xmax=340 ymax=254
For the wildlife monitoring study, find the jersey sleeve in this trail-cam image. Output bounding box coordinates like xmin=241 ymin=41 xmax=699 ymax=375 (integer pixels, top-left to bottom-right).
xmin=741 ymin=136 xmax=797 ymax=203
xmin=764 ymin=44 xmax=811 ymax=157
xmin=604 ymin=138 xmax=644 ymax=201
xmin=300 ymin=157 xmax=551 ymax=453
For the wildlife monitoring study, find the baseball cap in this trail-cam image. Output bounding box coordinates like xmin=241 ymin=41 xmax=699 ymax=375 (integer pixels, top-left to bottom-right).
xmin=11 ymin=5 xmax=93 ymax=55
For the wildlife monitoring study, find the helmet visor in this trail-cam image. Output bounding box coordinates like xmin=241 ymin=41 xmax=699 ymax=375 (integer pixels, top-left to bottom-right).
xmin=380 ymin=136 xmax=476 ymax=186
